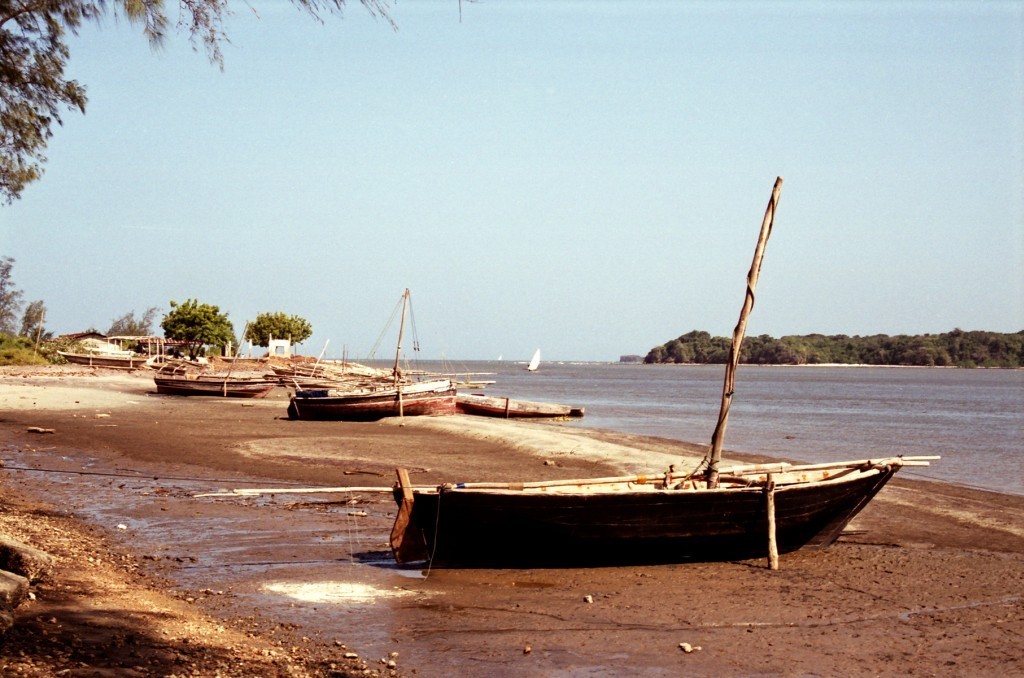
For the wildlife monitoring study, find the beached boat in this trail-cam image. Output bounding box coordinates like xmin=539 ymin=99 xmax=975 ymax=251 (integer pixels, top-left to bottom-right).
xmin=153 ymin=373 xmax=278 ymax=398
xmin=287 ymin=289 xmax=456 ymax=421
xmin=456 ymin=393 xmax=584 ymax=419
xmin=389 ymin=177 xmax=939 ymax=568
xmin=287 ymin=378 xmax=457 ymax=421
xmin=58 ymin=350 xmax=150 ymax=369
xmin=389 ymin=456 xmax=933 ymax=566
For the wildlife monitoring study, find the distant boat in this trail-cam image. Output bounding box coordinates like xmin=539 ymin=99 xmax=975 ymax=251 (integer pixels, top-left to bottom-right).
xmin=58 ymin=350 xmax=150 ymax=370
xmin=153 ymin=373 xmax=277 ymax=398
xmin=288 ymin=378 xmax=456 ymax=421
xmin=526 ymin=349 xmax=540 ymax=372
xmin=286 ymin=289 xmax=456 ymax=421
xmin=456 ymin=393 xmax=584 ymax=419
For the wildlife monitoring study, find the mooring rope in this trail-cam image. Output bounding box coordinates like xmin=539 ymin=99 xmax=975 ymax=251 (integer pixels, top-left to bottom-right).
xmin=423 ymin=488 xmax=443 ymax=580
xmin=1 ymin=462 xmax=319 ymax=487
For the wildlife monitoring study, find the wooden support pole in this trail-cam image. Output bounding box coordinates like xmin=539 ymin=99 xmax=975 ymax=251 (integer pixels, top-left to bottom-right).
xmin=766 ymin=473 xmax=779 ymax=570
xmin=390 ymin=468 xmax=427 ymax=563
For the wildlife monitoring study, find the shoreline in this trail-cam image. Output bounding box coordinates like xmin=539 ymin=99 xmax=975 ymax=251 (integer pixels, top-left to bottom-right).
xmin=2 ymin=366 xmax=1023 ymax=676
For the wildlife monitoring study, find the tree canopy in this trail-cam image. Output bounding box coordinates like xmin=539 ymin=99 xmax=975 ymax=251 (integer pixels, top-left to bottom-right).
xmin=18 ymin=299 xmax=48 ymax=339
xmin=108 ymin=306 xmax=160 ymax=336
xmin=0 ymin=0 xmax=393 ymax=203
xmin=645 ymin=329 xmax=1024 ymax=369
xmin=244 ymin=312 xmax=313 ymax=348
xmin=160 ymin=298 xmax=234 ymax=357
xmin=0 ymin=255 xmax=24 ymax=334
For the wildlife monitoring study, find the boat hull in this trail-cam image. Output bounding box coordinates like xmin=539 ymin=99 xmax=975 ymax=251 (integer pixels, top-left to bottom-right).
xmin=153 ymin=376 xmax=277 ymax=398
xmin=288 ymin=383 xmax=457 ymax=421
xmin=456 ymin=394 xmax=584 ymax=419
xmin=395 ymin=465 xmax=899 ymax=567
xmin=59 ymin=351 xmax=150 ymax=369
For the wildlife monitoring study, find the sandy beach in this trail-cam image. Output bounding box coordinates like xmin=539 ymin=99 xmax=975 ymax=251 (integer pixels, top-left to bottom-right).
xmin=1 ymin=366 xmax=1022 ymax=676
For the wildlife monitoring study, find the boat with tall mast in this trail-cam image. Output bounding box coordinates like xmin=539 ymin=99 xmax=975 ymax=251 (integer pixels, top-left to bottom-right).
xmin=287 ymin=289 xmax=456 ymax=421
xmin=389 ymin=177 xmax=937 ymax=567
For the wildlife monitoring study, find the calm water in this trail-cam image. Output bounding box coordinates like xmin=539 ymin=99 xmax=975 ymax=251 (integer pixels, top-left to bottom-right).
xmin=384 ymin=360 xmax=1024 ymax=496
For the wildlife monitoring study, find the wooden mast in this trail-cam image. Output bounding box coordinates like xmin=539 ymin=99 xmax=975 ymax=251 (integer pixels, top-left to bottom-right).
xmin=706 ymin=177 xmax=783 ymax=488
xmin=394 ymin=289 xmax=410 ymax=416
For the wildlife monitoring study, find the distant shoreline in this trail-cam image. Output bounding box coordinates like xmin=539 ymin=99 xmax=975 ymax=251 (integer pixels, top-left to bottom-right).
xmin=626 ymin=362 xmax=1021 ymax=369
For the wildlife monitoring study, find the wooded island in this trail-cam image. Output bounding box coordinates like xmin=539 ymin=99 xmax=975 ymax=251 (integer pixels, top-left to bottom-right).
xmin=645 ymin=329 xmax=1024 ymax=368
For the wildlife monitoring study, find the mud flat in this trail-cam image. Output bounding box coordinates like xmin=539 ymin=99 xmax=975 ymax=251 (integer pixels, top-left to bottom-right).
xmin=1 ymin=366 xmax=1022 ymax=676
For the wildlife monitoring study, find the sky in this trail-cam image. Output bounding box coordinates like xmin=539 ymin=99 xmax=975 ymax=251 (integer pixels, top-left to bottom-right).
xmin=1 ymin=0 xmax=1022 ymax=362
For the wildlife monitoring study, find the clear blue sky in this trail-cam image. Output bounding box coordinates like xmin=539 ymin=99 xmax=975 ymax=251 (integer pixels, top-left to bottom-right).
xmin=2 ymin=1 xmax=1022 ymax=361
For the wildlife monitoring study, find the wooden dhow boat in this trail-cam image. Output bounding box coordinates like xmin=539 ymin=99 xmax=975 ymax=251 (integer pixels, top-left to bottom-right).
xmin=388 ymin=177 xmax=939 ymax=568
xmin=287 ymin=378 xmax=457 ymax=421
xmin=389 ymin=456 xmax=935 ymax=566
xmin=203 ymin=180 xmax=938 ymax=569
xmin=286 ymin=290 xmax=456 ymax=421
xmin=456 ymin=393 xmax=584 ymax=419
xmin=152 ymin=359 xmax=277 ymax=398
xmin=153 ymin=372 xmax=278 ymax=398
xmin=58 ymin=350 xmax=150 ymax=369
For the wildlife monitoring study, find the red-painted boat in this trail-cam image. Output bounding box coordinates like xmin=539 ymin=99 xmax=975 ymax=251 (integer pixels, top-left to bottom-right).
xmin=287 ymin=379 xmax=456 ymax=421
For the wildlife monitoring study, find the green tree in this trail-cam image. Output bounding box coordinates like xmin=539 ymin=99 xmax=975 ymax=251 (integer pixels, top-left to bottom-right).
xmin=108 ymin=306 xmax=159 ymax=336
xmin=0 ymin=255 xmax=23 ymax=334
xmin=160 ymin=298 xmax=234 ymax=358
xmin=244 ymin=312 xmax=313 ymax=348
xmin=18 ymin=299 xmax=48 ymax=340
xmin=0 ymin=1 xmax=393 ymax=204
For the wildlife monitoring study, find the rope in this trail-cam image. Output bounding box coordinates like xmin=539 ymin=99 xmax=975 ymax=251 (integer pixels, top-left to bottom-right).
xmin=366 ymin=294 xmax=405 ymax=360
xmin=423 ymin=487 xmax=443 ymax=580
xmin=1 ymin=463 xmax=320 ymax=487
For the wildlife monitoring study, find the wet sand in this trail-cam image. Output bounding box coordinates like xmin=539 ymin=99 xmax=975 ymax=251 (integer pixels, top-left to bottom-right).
xmin=1 ymin=366 xmax=1022 ymax=676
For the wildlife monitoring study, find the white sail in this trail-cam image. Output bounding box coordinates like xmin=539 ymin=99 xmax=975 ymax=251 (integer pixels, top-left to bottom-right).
xmin=526 ymin=349 xmax=541 ymax=372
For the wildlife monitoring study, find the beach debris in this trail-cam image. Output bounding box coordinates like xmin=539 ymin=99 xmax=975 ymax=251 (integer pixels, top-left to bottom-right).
xmin=26 ymin=427 xmax=55 ymax=434
xmin=95 ymin=413 xmax=111 ymax=418
xmin=583 ymin=594 xmax=594 ymax=604
xmin=116 ymin=524 xmax=127 ymax=530
xmin=523 ymin=645 xmax=532 ymax=655
xmin=679 ymin=642 xmax=702 ymax=653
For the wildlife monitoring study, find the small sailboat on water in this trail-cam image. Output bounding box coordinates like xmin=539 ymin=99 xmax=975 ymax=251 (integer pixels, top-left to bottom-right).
xmin=526 ymin=349 xmax=540 ymax=372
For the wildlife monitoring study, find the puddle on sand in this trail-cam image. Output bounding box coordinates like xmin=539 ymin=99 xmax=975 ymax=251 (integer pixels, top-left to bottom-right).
xmin=262 ymin=581 xmax=417 ymax=604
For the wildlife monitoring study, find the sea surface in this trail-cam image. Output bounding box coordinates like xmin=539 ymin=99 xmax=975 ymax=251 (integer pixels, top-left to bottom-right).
xmin=379 ymin=360 xmax=1024 ymax=496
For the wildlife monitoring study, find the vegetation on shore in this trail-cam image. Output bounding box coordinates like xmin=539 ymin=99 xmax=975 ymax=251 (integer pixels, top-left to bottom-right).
xmin=645 ymin=329 xmax=1024 ymax=368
